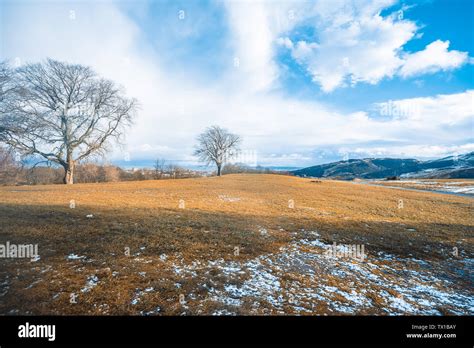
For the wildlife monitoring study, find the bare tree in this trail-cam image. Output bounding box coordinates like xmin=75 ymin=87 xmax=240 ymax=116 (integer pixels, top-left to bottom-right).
xmin=0 ymin=61 xmax=17 ymax=117
xmin=193 ymin=125 xmax=241 ymax=176
xmin=0 ymin=61 xmax=12 ymax=98
xmin=153 ymin=158 xmax=167 ymax=179
xmin=0 ymin=59 xmax=137 ymax=184
xmin=166 ymin=163 xmax=177 ymax=179
xmin=75 ymin=163 xmax=100 ymax=183
xmin=0 ymin=145 xmax=22 ymax=185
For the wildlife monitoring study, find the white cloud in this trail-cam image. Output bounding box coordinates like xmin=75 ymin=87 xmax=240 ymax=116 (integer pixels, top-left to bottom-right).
xmin=224 ymin=1 xmax=280 ymax=92
xmin=282 ymin=0 xmax=471 ymax=92
xmin=1 ymin=1 xmax=472 ymax=166
xmin=374 ymin=90 xmax=474 ymax=126
xmin=276 ymin=37 xmax=294 ymax=50
xmin=223 ymin=1 xmax=314 ymax=92
xmin=287 ymin=0 xmax=417 ymax=92
xmin=349 ymin=143 xmax=474 ymax=159
xmin=399 ymin=40 xmax=470 ymax=78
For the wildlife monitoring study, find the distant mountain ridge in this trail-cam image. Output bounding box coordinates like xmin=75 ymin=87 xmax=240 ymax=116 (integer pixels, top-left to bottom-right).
xmin=292 ymin=152 xmax=474 ymax=179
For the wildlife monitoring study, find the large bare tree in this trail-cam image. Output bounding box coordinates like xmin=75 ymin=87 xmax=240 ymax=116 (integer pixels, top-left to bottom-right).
xmin=194 ymin=125 xmax=241 ymax=176
xmin=0 ymin=59 xmax=137 ymax=184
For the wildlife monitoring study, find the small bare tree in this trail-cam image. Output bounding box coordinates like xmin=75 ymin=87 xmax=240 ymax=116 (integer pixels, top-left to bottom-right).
xmin=0 ymin=145 xmax=22 ymax=185
xmin=0 ymin=59 xmax=137 ymax=184
xmin=153 ymin=158 xmax=167 ymax=179
xmin=194 ymin=125 xmax=241 ymax=176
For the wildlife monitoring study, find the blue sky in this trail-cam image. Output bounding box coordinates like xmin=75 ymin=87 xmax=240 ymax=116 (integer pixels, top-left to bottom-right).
xmin=1 ymin=0 xmax=473 ymax=168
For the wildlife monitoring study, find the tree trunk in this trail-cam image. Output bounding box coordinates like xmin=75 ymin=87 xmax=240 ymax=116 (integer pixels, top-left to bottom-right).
xmin=63 ymin=161 xmax=75 ymax=184
xmin=217 ymin=164 xmax=222 ymax=176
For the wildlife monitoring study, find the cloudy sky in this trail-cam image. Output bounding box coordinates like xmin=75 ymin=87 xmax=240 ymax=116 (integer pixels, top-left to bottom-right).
xmin=1 ymin=0 xmax=473 ymax=168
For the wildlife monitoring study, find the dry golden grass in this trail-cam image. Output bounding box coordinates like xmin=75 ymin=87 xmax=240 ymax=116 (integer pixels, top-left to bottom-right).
xmin=0 ymin=174 xmax=472 ymax=315
xmin=371 ymin=178 xmax=474 ymax=193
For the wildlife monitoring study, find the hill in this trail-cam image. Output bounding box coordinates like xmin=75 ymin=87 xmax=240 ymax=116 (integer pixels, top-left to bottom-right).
xmin=0 ymin=174 xmax=472 ymax=315
xmin=292 ymin=152 xmax=474 ymax=179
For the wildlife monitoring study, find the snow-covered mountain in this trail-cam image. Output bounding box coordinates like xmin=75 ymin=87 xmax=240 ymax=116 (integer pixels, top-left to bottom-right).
xmin=292 ymin=152 xmax=474 ymax=180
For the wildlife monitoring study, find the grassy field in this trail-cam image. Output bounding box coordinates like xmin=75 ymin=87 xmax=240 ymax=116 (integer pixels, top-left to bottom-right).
xmin=369 ymin=179 xmax=474 ymax=196
xmin=0 ymin=174 xmax=472 ymax=315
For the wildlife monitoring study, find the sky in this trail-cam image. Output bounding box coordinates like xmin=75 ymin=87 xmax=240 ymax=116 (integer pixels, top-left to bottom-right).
xmin=0 ymin=0 xmax=473 ymax=168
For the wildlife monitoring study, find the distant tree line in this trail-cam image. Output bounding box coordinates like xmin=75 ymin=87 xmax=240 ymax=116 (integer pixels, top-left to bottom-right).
xmin=0 ymin=146 xmax=289 ymax=186
xmin=0 ymin=147 xmax=203 ymax=185
xmin=221 ymin=163 xmax=290 ymax=176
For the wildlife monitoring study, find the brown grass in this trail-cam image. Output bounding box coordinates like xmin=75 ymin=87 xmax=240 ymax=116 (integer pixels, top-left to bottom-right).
xmin=0 ymin=174 xmax=472 ymax=315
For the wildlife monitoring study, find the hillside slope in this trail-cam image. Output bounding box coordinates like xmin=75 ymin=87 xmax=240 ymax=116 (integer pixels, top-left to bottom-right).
xmin=293 ymin=152 xmax=474 ymax=179
xmin=0 ymin=174 xmax=472 ymax=315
